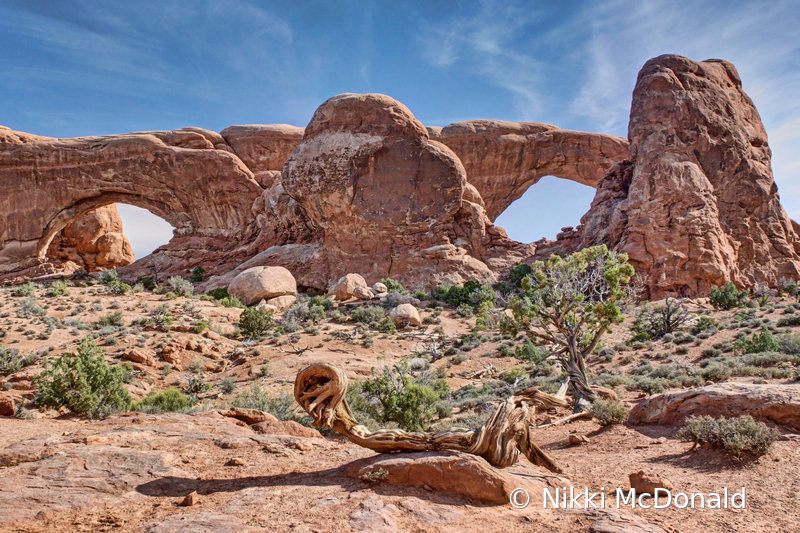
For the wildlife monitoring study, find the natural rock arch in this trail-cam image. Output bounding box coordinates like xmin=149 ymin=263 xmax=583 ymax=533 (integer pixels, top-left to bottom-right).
xmin=430 ymin=120 xmax=630 ymax=221
xmin=0 ymin=125 xmax=263 ymax=278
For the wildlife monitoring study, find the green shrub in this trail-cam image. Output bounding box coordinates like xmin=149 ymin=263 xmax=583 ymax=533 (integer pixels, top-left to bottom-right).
xmin=360 ymin=363 xmax=450 ymax=431
xmin=632 ymin=298 xmax=689 ymax=339
xmin=206 ymin=287 xmax=229 ymax=300
xmin=46 ymin=280 xmax=69 ymax=297
xmin=591 ymin=398 xmax=630 ymax=426
xmin=514 ymin=339 xmax=543 ymax=362
xmin=435 ymin=281 xmax=496 ymax=309
xmin=219 ymin=377 xmax=236 ymax=394
xmin=381 ymin=278 xmax=407 ymax=294
xmin=12 ymin=282 xmax=37 ymax=297
xmin=189 ymin=266 xmax=205 ymax=282
xmin=709 ymin=282 xmax=749 ymax=310
xmin=350 ymin=305 xmax=386 ymax=326
xmin=679 ymin=415 xmax=779 ymax=457
xmin=777 ymin=314 xmax=800 ymax=327
xmin=238 ymin=307 xmax=274 ymax=338
xmin=167 ymin=276 xmax=194 ymax=297
xmin=1 ymin=346 xmax=33 ymax=375
xmin=376 ymin=317 xmax=397 ymax=334
xmin=132 ymin=388 xmax=195 ymax=413
xmin=33 ymin=338 xmax=131 ymax=418
xmin=230 ymin=383 xmax=307 ymax=423
xmin=98 ymin=311 xmax=123 ymax=327
xmin=700 ymin=362 xmax=732 ymax=382
xmin=283 ymin=297 xmax=326 ymax=325
xmin=508 ymin=263 xmax=532 ymax=287
xmin=17 ymin=297 xmax=46 ymax=318
xmin=149 ymin=304 xmax=174 ymax=327
xmin=136 ymin=276 xmax=157 ymax=291
xmin=500 ymin=367 xmax=527 ymax=384
xmin=734 ymin=330 xmax=779 ymax=355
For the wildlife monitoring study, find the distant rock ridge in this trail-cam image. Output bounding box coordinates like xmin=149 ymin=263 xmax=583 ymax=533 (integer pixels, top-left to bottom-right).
xmin=1 ymin=54 xmax=798 ymax=297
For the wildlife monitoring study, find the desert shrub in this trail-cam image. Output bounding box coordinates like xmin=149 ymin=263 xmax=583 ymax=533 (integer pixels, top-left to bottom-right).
xmin=777 ymin=314 xmax=800 ymax=327
xmin=514 ymin=339 xmax=543 ymax=362
xmin=508 ymin=262 xmax=532 ymax=287
xmin=185 ymin=373 xmax=211 ymax=395
xmin=1 ymin=346 xmax=33 ymax=375
xmin=455 ymin=304 xmax=473 ymax=318
xmin=360 ymin=363 xmax=449 ymax=431
xmin=734 ymin=330 xmax=779 ymax=355
xmin=591 ymin=398 xmax=629 ymax=426
xmin=190 ymin=266 xmax=205 ymax=282
xmin=98 ymin=311 xmax=123 ymax=327
xmin=283 ymin=297 xmax=326 ymax=325
xmin=500 ymin=367 xmax=527 ymax=384
xmin=238 ymin=307 xmax=274 ymax=338
xmin=230 ymin=383 xmax=306 ymax=423
xmin=679 ymin=415 xmax=779 ymax=457
xmin=46 ymin=280 xmax=69 ymax=297
xmin=632 ymin=297 xmax=689 ymax=339
xmin=132 ymin=388 xmax=195 ymax=413
xmin=219 ymin=377 xmax=237 ymax=394
xmin=17 ymin=297 xmax=46 ymax=318
xmin=690 ymin=316 xmax=719 ymax=335
xmin=12 ymin=282 xmax=37 ymax=297
xmin=376 ymin=317 xmax=397 ymax=334
xmin=777 ymin=334 xmax=800 ymax=354
xmin=147 ymin=304 xmax=174 ymax=328
xmin=350 ymin=305 xmax=386 ymax=326
xmin=701 ymin=348 xmax=722 ymax=359
xmin=33 ymin=338 xmax=131 ymax=418
xmin=381 ymin=278 xmax=407 ymax=294
xmin=700 ymin=362 xmax=732 ymax=382
xmin=206 ymin=287 xmax=229 ymax=300
xmin=167 ymin=276 xmax=194 ymax=297
xmin=435 ymin=281 xmax=496 ymax=309
xmin=709 ymin=282 xmax=749 ymax=310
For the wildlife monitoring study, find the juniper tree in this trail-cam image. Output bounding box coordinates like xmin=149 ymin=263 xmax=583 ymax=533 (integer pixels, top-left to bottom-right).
xmin=500 ymin=245 xmax=637 ymax=411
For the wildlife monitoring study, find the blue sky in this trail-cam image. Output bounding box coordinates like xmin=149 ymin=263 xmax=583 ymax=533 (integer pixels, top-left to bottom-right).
xmin=2 ymin=0 xmax=799 ymax=259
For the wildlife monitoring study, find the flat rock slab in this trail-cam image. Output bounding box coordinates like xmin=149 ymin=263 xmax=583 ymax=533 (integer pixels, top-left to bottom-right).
xmin=628 ymin=383 xmax=800 ymax=430
xmin=584 ymin=508 xmax=669 ymax=533
xmin=344 ymin=451 xmax=570 ymax=505
xmin=145 ymin=512 xmax=265 ymax=533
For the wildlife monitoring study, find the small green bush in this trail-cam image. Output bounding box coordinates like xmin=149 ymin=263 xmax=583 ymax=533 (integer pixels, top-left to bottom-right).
xmin=709 ymin=282 xmax=749 ymax=310
xmin=98 ymin=311 xmax=123 ymax=327
xmin=46 ymin=280 xmax=69 ymax=297
xmin=508 ymin=263 xmax=532 ymax=287
xmin=189 ymin=266 xmax=205 ymax=282
xmin=381 ymin=278 xmax=407 ymax=294
xmin=17 ymin=297 xmax=46 ymax=318
xmin=679 ymin=415 xmax=779 ymax=457
xmin=734 ymin=330 xmax=779 ymax=355
xmin=132 ymin=388 xmax=195 ymax=413
xmin=376 ymin=317 xmax=397 ymax=334
xmin=12 ymin=282 xmax=37 ymax=297
xmin=167 ymin=276 xmax=194 ymax=297
xmin=350 ymin=305 xmax=386 ymax=326
xmin=514 ymin=339 xmax=543 ymax=362
xmin=591 ymin=398 xmax=630 ymax=426
xmin=1 ymin=346 xmax=33 ymax=375
xmin=33 ymin=338 xmax=131 ymax=418
xmin=238 ymin=307 xmax=274 ymax=338
xmin=360 ymin=363 xmax=450 ymax=431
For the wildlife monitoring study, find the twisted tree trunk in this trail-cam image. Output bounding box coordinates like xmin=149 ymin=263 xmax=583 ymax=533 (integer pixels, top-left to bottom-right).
xmin=294 ymin=362 xmax=568 ymax=473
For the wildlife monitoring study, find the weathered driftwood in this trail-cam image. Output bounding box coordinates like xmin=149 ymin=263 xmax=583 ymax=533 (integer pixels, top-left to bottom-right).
xmin=294 ymin=362 xmax=569 ymax=473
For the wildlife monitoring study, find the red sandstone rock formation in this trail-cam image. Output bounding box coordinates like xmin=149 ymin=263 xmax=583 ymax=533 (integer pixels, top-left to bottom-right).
xmin=46 ymin=205 xmax=134 ymax=272
xmin=578 ymin=55 xmax=800 ymax=297
xmin=434 ymin=120 xmax=629 ymax=221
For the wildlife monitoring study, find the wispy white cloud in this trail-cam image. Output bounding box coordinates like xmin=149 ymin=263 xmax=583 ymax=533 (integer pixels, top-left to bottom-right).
xmin=417 ymin=0 xmax=548 ymax=118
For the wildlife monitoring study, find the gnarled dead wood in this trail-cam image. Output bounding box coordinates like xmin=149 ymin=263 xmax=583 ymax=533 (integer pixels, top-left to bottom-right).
xmin=294 ymin=362 xmax=568 ymax=473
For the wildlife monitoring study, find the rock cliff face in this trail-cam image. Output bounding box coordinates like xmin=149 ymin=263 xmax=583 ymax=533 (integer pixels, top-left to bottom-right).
xmin=46 ymin=205 xmax=134 ymax=272
xmin=577 ymin=55 xmax=800 ymax=297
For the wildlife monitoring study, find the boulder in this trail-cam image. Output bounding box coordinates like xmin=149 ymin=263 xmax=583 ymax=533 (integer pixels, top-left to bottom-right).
xmin=328 ymin=273 xmax=368 ymax=301
xmin=255 ymin=300 xmax=279 ymax=314
xmin=344 ymin=451 xmax=570 ymax=505
xmin=628 ymin=383 xmax=800 ymax=431
xmin=227 ymin=266 xmax=296 ymax=306
xmin=122 ymin=348 xmax=156 ymax=366
xmin=353 ymin=286 xmax=375 ymax=300
xmin=0 ymin=394 xmax=15 ymax=416
xmin=372 ymin=282 xmax=388 ymax=295
xmin=265 ymin=294 xmax=296 ymax=311
xmin=629 ymin=471 xmax=673 ymax=496
xmin=389 ymin=303 xmax=421 ymax=327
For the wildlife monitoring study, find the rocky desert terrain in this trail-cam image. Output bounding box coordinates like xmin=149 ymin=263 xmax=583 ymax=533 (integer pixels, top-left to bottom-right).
xmin=1 ymin=52 xmax=800 ymax=533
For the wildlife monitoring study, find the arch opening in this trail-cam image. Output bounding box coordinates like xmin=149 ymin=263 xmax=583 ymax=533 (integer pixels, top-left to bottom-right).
xmin=493 ymin=176 xmax=596 ymax=243
xmin=40 ymin=200 xmax=175 ymax=274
